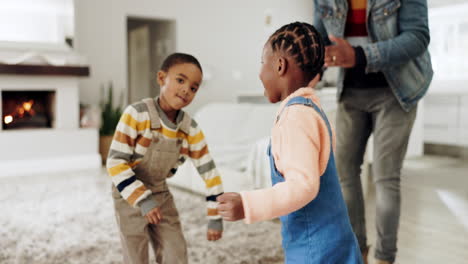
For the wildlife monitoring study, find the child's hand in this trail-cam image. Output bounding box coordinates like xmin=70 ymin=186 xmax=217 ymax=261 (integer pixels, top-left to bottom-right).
xmin=145 ymin=207 xmax=162 ymax=225
xmin=207 ymin=229 xmax=222 ymax=241
xmin=217 ymin=192 xmax=245 ymax=221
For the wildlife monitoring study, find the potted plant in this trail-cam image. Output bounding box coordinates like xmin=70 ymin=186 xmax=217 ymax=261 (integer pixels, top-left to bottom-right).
xmin=99 ymin=81 xmax=123 ymax=164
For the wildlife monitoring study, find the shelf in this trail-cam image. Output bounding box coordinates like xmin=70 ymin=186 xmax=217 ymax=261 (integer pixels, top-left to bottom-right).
xmin=0 ymin=63 xmax=90 ymax=77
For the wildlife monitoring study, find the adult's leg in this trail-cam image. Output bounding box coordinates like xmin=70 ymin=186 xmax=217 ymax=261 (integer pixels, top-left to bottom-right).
xmin=371 ymin=93 xmax=417 ymax=263
xmin=336 ymin=90 xmax=373 ymax=252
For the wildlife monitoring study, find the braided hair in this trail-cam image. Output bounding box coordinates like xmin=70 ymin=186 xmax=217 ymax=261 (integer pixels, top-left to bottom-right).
xmin=268 ymin=22 xmax=325 ymax=82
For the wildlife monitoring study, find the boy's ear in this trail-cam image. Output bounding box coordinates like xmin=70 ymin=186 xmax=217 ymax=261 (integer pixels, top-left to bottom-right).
xmin=277 ymin=56 xmax=287 ymax=76
xmin=157 ymin=70 xmax=167 ymax=87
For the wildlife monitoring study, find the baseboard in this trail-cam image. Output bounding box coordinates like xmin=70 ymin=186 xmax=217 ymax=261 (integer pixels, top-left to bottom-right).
xmin=424 ymin=143 xmax=468 ymax=160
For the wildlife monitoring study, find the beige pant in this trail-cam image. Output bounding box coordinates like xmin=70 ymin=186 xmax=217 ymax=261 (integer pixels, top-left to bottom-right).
xmin=113 ymin=189 xmax=188 ymax=264
xmin=112 ymin=98 xmax=188 ymax=263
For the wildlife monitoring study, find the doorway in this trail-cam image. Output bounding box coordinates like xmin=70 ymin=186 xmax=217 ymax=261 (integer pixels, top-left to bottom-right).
xmin=127 ymin=17 xmax=176 ymax=103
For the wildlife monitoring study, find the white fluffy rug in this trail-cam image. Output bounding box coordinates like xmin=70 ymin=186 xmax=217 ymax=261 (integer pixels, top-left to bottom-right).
xmin=0 ymin=169 xmax=283 ymax=264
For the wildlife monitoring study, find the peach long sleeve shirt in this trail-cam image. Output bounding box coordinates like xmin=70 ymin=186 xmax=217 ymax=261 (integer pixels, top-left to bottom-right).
xmin=240 ymin=87 xmax=335 ymax=224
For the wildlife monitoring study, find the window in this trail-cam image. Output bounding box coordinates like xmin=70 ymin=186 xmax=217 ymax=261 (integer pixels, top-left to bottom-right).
xmin=429 ymin=5 xmax=468 ymax=80
xmin=0 ymin=0 xmax=74 ymax=44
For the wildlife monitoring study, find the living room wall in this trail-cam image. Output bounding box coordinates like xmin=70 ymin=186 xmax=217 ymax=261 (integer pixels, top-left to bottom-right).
xmin=74 ymin=0 xmax=314 ymax=113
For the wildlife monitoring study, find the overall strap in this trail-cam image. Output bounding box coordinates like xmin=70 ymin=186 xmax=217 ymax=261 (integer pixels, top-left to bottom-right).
xmin=178 ymin=112 xmax=192 ymax=135
xmin=279 ymin=96 xmax=333 ymax=145
xmin=142 ymin=98 xmax=161 ymax=129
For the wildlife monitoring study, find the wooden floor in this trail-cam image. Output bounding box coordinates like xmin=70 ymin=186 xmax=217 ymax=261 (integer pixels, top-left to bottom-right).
xmin=364 ymin=156 xmax=468 ymax=264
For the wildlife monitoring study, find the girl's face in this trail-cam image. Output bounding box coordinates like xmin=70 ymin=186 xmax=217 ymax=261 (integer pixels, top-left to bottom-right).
xmin=157 ymin=63 xmax=203 ymax=110
xmin=259 ymin=44 xmax=282 ymax=103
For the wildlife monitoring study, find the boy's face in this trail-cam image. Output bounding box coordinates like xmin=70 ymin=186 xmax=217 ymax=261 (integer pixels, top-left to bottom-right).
xmin=259 ymin=44 xmax=281 ymax=103
xmin=157 ymin=63 xmax=203 ymax=110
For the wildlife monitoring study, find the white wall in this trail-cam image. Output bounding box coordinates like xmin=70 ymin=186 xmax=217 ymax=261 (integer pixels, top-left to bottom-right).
xmin=74 ymin=0 xmax=314 ymax=113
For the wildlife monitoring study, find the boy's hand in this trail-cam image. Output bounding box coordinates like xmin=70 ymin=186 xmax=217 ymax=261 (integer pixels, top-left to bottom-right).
xmin=207 ymin=229 xmax=222 ymax=241
xmin=145 ymin=207 xmax=162 ymax=225
xmin=217 ymin=192 xmax=245 ymax=221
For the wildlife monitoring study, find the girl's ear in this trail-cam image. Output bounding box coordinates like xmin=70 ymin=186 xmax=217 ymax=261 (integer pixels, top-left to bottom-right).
xmin=157 ymin=70 xmax=167 ymax=87
xmin=277 ymin=56 xmax=288 ymax=76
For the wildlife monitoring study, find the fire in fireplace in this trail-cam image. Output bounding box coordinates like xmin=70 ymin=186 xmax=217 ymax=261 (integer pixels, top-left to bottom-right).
xmin=2 ymin=91 xmax=55 ymax=130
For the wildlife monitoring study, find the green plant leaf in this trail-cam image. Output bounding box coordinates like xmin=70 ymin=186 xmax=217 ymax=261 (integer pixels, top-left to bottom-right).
xmin=100 ymin=81 xmax=124 ymax=136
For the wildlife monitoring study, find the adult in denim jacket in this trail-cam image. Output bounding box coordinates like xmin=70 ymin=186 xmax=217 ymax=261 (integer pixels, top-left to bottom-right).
xmin=313 ymin=0 xmax=433 ymax=263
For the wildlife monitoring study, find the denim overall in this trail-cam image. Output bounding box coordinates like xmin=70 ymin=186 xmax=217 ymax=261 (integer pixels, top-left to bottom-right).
xmin=268 ymin=97 xmax=362 ymax=264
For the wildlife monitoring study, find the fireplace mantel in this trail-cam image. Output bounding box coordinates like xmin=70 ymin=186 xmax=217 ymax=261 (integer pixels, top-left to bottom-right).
xmin=0 ymin=63 xmax=90 ymax=77
xmin=0 ymin=41 xmax=89 ymax=77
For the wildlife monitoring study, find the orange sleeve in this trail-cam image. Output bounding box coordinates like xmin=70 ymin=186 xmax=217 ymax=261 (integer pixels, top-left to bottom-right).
xmin=240 ymin=105 xmax=331 ymax=224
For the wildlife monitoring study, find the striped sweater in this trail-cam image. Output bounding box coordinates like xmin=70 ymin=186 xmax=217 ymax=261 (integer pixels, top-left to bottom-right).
xmin=106 ymin=98 xmax=224 ymax=229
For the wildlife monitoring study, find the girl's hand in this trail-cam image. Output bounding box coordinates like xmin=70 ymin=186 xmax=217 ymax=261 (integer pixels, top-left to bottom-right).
xmin=217 ymin=192 xmax=245 ymax=221
xmin=207 ymin=229 xmax=222 ymax=241
xmin=307 ymin=74 xmax=321 ymax=88
xmin=145 ymin=207 xmax=162 ymax=225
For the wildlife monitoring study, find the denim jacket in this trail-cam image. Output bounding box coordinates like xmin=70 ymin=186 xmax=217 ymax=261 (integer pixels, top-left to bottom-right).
xmin=313 ymin=0 xmax=433 ymax=111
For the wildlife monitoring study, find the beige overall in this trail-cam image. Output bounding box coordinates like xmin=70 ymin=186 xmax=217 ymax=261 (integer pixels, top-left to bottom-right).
xmin=112 ymin=98 xmax=188 ymax=264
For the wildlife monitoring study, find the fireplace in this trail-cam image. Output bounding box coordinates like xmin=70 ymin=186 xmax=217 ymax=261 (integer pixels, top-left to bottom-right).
xmin=0 ymin=41 xmax=100 ymax=177
xmin=2 ymin=91 xmax=55 ymax=130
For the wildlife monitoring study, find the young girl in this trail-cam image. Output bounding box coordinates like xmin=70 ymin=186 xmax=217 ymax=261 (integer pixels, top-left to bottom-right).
xmin=107 ymin=53 xmax=224 ymax=264
xmin=217 ymin=22 xmax=363 ymax=263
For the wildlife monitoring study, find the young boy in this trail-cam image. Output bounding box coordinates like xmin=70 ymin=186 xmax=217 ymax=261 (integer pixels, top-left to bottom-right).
xmin=107 ymin=53 xmax=224 ymax=264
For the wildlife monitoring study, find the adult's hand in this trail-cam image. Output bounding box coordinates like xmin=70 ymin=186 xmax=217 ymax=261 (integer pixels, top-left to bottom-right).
xmin=325 ymin=35 xmax=356 ymax=68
